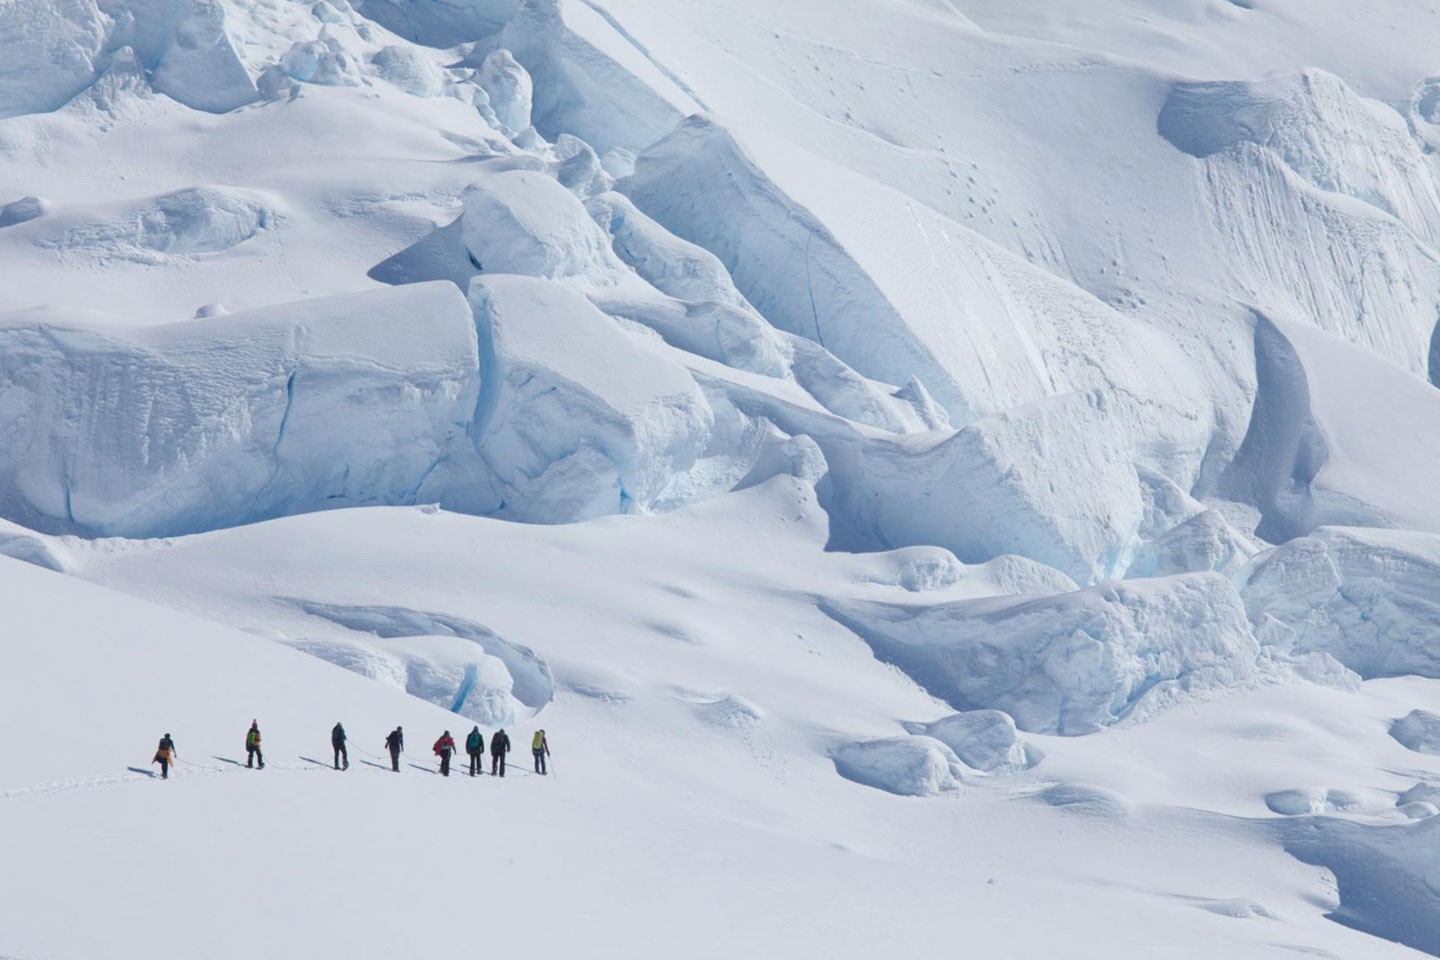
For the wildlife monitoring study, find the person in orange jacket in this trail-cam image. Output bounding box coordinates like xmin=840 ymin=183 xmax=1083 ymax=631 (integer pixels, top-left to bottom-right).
xmin=153 ymin=733 xmax=176 ymax=779
xmin=433 ymin=730 xmax=457 ymax=777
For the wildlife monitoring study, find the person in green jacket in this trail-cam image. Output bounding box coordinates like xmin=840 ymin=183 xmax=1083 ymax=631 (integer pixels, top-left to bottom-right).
xmin=465 ymin=726 xmax=485 ymax=777
xmin=246 ymin=720 xmax=264 ymax=769
xmin=532 ymin=729 xmax=550 ymax=775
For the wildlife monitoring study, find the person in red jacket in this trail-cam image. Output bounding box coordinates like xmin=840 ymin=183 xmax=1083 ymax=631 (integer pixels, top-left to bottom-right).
xmin=433 ymin=731 xmax=457 ymax=777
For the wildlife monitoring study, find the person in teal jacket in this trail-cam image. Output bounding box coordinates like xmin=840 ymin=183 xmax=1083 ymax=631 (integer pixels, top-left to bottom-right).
xmin=465 ymin=726 xmax=485 ymax=777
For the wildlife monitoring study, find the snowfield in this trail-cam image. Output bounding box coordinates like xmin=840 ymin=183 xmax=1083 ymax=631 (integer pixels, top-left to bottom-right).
xmin=5 ymin=0 xmax=1440 ymax=957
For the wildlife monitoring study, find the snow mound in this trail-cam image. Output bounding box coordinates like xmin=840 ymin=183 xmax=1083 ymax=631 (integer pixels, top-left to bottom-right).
xmin=690 ymin=693 xmax=764 ymax=730
xmin=369 ymin=46 xmax=446 ymax=98
xmin=1390 ymin=710 xmax=1440 ymax=755
xmin=463 ymin=170 xmax=624 ymax=281
xmin=469 ymin=274 xmax=715 ymax=521
xmin=0 ymin=518 xmax=71 ymax=573
xmin=281 ymin=38 xmax=363 ymax=86
xmin=1279 ymin=815 xmax=1440 ymax=956
xmin=1190 ymin=898 xmax=1277 ymax=920
xmin=923 ymin=710 xmax=1039 ymax=775
xmin=0 ymin=196 xmax=50 ymax=227
xmin=0 ymin=282 xmax=482 ymax=537
xmin=1239 ymin=526 xmax=1440 ymax=678
xmin=1039 ymin=783 xmax=1130 ymax=819
xmin=827 ymin=573 xmax=1261 ymax=735
xmin=1265 ymin=788 xmax=1364 ymax=816
xmin=1398 ymin=783 xmax=1440 ymax=808
xmin=832 ymin=736 xmax=964 ymax=797
xmin=46 ymin=187 xmax=275 ymax=258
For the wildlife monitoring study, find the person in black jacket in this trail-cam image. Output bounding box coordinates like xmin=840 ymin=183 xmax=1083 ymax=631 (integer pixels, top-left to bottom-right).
xmin=384 ymin=726 xmax=404 ymax=772
xmin=465 ymin=726 xmax=484 ymax=777
xmin=331 ymin=722 xmax=348 ymax=770
xmin=153 ymin=734 xmax=176 ymax=779
xmin=490 ymin=727 xmax=511 ymax=777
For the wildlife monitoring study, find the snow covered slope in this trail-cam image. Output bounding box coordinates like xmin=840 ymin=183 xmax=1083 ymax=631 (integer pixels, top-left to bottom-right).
xmin=6 ymin=0 xmax=1440 ymax=956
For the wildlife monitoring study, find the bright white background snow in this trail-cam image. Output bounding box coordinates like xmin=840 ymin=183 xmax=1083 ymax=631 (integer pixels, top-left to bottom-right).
xmin=4 ymin=0 xmax=1440 ymax=957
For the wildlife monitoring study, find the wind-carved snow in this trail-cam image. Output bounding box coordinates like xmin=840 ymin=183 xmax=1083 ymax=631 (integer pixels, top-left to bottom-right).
xmin=289 ymin=599 xmax=553 ymax=724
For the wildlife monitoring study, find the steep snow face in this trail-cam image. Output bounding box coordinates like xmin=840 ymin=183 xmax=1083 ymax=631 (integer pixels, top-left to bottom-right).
xmin=624 ymin=116 xmax=1212 ymax=429
xmin=1222 ymin=314 xmax=1440 ymax=542
xmin=1159 ymin=72 xmax=1440 ymax=377
xmin=827 ymin=573 xmax=1264 ymax=736
xmin=0 ymin=283 xmax=482 ymax=537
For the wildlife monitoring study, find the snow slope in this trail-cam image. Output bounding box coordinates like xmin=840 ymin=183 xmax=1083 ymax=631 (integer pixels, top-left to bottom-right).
xmin=6 ymin=0 xmax=1440 ymax=956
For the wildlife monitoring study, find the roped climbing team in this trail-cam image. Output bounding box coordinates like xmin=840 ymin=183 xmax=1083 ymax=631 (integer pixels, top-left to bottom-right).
xmin=153 ymin=722 xmax=552 ymax=779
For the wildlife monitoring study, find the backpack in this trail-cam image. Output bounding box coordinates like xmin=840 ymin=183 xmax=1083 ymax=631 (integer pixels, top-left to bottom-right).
xmin=467 ymin=731 xmax=482 ymax=752
xmin=532 ymin=731 xmax=545 ymax=751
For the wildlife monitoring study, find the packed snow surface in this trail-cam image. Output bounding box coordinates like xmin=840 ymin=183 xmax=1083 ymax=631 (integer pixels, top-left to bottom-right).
xmin=6 ymin=0 xmax=1440 ymax=957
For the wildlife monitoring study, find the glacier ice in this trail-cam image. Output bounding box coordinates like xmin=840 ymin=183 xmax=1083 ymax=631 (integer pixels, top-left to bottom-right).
xmin=1126 ymin=510 xmax=1257 ymax=579
xmin=468 ymin=274 xmax=714 ymax=521
xmin=477 ymin=48 xmax=533 ymax=135
xmin=1239 ymin=526 xmax=1440 ymax=679
xmin=0 ymin=282 xmax=483 ymax=537
xmin=0 ymin=0 xmax=107 ymax=119
xmin=827 ymin=573 xmax=1262 ymax=735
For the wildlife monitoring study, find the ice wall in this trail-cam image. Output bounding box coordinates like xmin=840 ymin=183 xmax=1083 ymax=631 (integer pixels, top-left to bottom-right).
xmin=0 ymin=283 xmax=482 ymax=536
